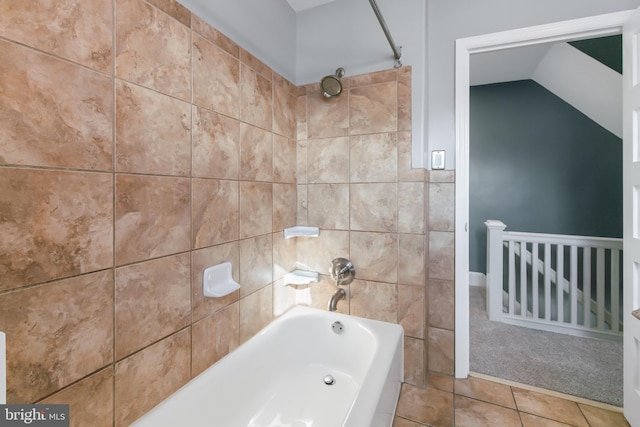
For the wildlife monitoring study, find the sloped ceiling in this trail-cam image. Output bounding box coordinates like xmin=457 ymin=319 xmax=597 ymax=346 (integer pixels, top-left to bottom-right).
xmin=470 ymin=44 xmax=552 ymax=87
xmin=470 ymin=36 xmax=621 ymax=86
xmin=470 ymin=36 xmax=622 ymax=138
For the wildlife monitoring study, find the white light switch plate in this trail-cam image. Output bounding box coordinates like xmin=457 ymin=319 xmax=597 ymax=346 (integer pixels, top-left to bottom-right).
xmin=432 ymin=150 xmax=445 ymax=170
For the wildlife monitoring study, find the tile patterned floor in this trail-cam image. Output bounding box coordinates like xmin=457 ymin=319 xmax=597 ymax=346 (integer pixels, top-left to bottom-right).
xmin=393 ymin=374 xmax=630 ymax=427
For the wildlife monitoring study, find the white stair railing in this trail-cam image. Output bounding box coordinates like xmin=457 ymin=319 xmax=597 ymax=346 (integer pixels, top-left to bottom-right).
xmin=509 ymin=241 xmax=619 ymax=330
xmin=485 ymin=220 xmax=623 ymax=341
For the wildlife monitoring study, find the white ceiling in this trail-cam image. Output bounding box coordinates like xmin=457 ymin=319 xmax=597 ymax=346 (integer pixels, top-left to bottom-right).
xmin=285 ymin=0 xmax=338 ymax=12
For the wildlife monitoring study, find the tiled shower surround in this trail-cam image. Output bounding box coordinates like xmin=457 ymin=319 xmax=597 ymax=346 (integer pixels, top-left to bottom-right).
xmin=0 ymin=0 xmax=455 ymax=425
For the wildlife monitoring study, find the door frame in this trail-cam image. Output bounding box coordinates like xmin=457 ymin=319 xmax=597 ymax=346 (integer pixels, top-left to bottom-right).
xmin=454 ymin=10 xmax=633 ymax=379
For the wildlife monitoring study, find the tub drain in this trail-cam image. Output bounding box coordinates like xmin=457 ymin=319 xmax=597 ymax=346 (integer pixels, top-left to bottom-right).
xmin=331 ymin=321 xmax=344 ymax=334
xmin=323 ymin=375 xmax=335 ymax=385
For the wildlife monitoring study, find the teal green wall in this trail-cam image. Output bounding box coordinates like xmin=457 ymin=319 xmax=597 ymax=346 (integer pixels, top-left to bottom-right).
xmin=569 ymin=35 xmax=622 ymax=74
xmin=469 ymin=79 xmax=622 ymax=274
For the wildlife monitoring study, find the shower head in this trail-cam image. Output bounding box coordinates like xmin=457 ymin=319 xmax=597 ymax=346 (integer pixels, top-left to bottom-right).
xmin=320 ymin=67 xmax=345 ymax=98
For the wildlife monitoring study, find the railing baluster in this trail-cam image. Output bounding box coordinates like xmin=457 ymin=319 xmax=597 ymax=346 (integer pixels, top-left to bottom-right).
xmin=556 ymin=244 xmax=564 ymax=324
xmin=520 ymin=241 xmax=527 ymax=317
xmin=508 ymin=241 xmax=516 ymax=315
xmin=532 ymin=243 xmax=539 ymax=319
xmin=544 ymin=243 xmax=551 ymax=321
xmin=596 ymin=247 xmax=605 ymax=330
xmin=611 ymin=249 xmax=620 ymax=332
xmin=570 ymin=245 xmax=578 ymax=326
xmin=583 ymin=247 xmax=591 ymax=328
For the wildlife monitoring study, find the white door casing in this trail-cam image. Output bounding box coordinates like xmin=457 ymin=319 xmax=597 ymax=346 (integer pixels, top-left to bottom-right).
xmin=454 ymin=11 xmax=633 ymax=383
xmin=624 ymin=6 xmax=640 ymax=426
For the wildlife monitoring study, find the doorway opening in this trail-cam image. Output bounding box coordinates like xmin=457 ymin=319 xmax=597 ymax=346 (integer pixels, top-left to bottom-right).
xmin=454 ymin=9 xmax=633 ymax=394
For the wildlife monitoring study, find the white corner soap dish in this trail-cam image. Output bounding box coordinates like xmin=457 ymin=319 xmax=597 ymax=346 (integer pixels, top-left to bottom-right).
xmin=284 ymin=270 xmax=319 ymax=286
xmin=203 ymin=262 xmax=240 ymax=298
xmin=283 ymin=226 xmax=319 ymax=239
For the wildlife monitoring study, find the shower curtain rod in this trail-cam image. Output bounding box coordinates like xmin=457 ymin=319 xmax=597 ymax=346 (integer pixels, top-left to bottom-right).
xmin=368 ymin=0 xmax=402 ymax=68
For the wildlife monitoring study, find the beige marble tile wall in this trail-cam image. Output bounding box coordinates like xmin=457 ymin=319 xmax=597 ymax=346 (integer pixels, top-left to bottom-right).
xmin=0 ymin=0 xmax=298 ymax=425
xmin=293 ymin=68 xmax=432 ymax=388
xmin=428 ymin=171 xmax=456 ymax=376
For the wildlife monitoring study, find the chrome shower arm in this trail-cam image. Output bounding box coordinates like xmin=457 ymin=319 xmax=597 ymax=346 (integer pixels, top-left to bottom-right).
xmin=368 ymin=0 xmax=402 ymax=68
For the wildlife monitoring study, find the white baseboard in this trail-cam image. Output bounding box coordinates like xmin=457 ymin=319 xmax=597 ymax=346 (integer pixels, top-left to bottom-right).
xmin=469 ymin=271 xmax=486 ymax=287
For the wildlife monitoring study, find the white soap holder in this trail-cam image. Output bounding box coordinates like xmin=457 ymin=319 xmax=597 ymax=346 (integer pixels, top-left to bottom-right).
xmin=284 ymin=226 xmax=319 ymax=239
xmin=284 ymin=270 xmax=319 ymax=286
xmin=203 ymin=262 xmax=240 ymax=298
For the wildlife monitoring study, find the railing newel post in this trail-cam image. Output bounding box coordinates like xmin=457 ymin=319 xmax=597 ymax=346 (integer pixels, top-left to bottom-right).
xmin=485 ymin=220 xmax=507 ymax=321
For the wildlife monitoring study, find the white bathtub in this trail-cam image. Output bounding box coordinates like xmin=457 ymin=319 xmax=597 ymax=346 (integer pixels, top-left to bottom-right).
xmin=132 ymin=306 xmax=404 ymax=427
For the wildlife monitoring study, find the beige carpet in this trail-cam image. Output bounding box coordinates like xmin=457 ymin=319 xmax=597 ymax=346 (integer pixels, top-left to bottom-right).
xmin=469 ymin=286 xmax=623 ymax=406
